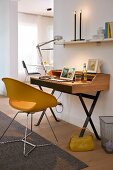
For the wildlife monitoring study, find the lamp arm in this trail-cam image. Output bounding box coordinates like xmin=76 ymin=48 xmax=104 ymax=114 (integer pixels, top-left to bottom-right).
xmin=36 ymin=39 xmax=55 ymax=48
xmin=36 ymin=36 xmax=63 ymax=75
xmin=36 ymin=39 xmax=55 ymax=75
xmin=37 ymin=46 xmax=47 ymax=75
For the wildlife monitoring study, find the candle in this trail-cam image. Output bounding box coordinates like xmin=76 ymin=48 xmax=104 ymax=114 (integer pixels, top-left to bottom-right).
xmin=80 ymin=10 xmax=82 ymax=40
xmin=74 ymin=11 xmax=76 ymax=41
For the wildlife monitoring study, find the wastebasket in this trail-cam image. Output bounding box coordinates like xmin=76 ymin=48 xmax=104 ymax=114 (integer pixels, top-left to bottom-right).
xmin=99 ymin=116 xmax=113 ymax=153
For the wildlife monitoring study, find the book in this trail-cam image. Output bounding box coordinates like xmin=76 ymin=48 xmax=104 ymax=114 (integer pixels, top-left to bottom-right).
xmin=109 ymin=22 xmax=113 ymax=38
xmin=105 ymin=22 xmax=111 ymax=38
xmin=108 ymin=22 xmax=111 ymax=38
xmin=105 ymin=22 xmax=109 ymax=38
xmin=104 ymin=22 xmax=108 ymax=38
xmin=105 ymin=21 xmax=113 ymax=38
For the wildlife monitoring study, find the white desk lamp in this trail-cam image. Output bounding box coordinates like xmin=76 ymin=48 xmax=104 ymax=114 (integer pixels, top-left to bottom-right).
xmin=36 ymin=35 xmax=63 ymax=75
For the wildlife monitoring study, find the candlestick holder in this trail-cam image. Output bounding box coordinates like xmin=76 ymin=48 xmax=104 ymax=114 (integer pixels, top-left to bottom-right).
xmin=74 ymin=11 xmax=76 ymax=41
xmin=73 ymin=10 xmax=85 ymax=41
xmin=79 ymin=10 xmax=85 ymax=41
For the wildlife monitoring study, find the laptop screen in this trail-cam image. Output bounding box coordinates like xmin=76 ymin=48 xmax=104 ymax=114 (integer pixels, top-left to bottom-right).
xmin=60 ymin=67 xmax=76 ymax=80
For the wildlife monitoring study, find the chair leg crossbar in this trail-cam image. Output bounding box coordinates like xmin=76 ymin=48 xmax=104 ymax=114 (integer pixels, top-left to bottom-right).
xmin=0 ymin=111 xmax=51 ymax=156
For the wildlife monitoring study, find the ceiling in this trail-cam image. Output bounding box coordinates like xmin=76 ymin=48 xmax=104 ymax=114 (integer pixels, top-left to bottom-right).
xmin=18 ymin=0 xmax=53 ymax=17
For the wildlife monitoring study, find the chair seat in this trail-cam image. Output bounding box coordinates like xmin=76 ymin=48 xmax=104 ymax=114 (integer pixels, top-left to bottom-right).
xmin=9 ymin=99 xmax=57 ymax=113
xmin=9 ymin=100 xmax=37 ymax=112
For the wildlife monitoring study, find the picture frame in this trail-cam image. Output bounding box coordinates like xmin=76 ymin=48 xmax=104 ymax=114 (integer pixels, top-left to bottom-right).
xmin=87 ymin=59 xmax=99 ymax=73
xmin=60 ymin=67 xmax=76 ymax=80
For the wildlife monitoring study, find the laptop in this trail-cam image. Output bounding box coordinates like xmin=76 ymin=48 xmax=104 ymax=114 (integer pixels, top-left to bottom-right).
xmin=50 ymin=67 xmax=76 ymax=82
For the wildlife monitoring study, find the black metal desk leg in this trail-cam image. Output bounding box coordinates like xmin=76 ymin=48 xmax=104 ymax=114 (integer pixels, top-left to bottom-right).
xmin=79 ymin=91 xmax=101 ymax=140
xmin=35 ymin=87 xmax=59 ymax=125
xmin=49 ymin=108 xmax=60 ymax=122
xmin=49 ymin=89 xmax=59 ymax=122
xmin=34 ymin=110 xmax=45 ymax=126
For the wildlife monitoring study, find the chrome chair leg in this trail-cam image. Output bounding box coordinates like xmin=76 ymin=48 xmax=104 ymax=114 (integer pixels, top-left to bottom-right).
xmin=44 ymin=112 xmax=58 ymax=142
xmin=0 ymin=111 xmax=36 ymax=156
xmin=23 ymin=113 xmax=28 ymax=155
xmin=22 ymin=113 xmax=36 ymax=156
xmin=0 ymin=111 xmax=52 ymax=157
xmin=31 ymin=113 xmax=33 ymax=132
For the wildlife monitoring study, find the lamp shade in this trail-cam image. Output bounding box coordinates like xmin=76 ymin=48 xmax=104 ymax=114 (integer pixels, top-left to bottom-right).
xmin=54 ymin=35 xmax=63 ymax=41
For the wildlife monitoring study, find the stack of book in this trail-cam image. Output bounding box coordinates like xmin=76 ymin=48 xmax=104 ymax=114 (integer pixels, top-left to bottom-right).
xmin=105 ymin=22 xmax=113 ymax=38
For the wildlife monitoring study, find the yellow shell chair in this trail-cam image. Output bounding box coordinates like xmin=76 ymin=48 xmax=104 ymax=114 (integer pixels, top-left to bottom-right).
xmin=0 ymin=78 xmax=58 ymax=156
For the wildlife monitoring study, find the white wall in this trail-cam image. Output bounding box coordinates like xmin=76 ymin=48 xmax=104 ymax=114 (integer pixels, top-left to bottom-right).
xmin=0 ymin=0 xmax=18 ymax=94
xmin=54 ymin=0 xmax=113 ymax=133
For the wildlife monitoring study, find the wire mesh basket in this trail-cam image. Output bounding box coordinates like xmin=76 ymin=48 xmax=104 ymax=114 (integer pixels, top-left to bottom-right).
xmin=99 ymin=116 xmax=113 ymax=153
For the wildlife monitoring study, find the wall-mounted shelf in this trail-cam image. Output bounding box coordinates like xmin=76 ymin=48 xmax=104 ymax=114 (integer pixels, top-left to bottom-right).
xmin=55 ymin=38 xmax=113 ymax=46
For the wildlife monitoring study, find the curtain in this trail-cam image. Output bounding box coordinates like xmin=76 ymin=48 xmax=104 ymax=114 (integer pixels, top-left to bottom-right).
xmin=18 ymin=13 xmax=53 ymax=78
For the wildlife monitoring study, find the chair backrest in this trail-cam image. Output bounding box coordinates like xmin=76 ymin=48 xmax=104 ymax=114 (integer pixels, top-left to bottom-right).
xmin=22 ymin=60 xmax=28 ymax=74
xmin=2 ymin=78 xmax=57 ymax=111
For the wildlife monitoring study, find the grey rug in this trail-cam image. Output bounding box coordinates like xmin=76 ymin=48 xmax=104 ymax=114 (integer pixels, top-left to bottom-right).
xmin=0 ymin=111 xmax=88 ymax=170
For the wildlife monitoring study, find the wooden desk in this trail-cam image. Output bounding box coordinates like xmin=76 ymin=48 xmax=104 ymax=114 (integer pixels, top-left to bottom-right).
xmin=30 ymin=73 xmax=110 ymax=140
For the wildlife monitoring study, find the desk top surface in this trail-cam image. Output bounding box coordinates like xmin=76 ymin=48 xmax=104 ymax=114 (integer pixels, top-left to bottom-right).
xmin=30 ymin=73 xmax=110 ymax=94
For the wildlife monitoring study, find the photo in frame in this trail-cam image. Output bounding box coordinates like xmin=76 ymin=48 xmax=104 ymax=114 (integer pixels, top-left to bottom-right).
xmin=60 ymin=67 xmax=76 ymax=80
xmin=87 ymin=59 xmax=99 ymax=73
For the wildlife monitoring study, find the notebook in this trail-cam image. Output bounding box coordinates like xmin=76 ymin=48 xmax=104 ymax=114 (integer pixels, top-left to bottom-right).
xmin=50 ymin=67 xmax=76 ymax=82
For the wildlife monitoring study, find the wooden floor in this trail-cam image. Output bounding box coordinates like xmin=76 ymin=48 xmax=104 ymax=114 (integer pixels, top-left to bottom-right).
xmin=0 ymin=95 xmax=113 ymax=170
